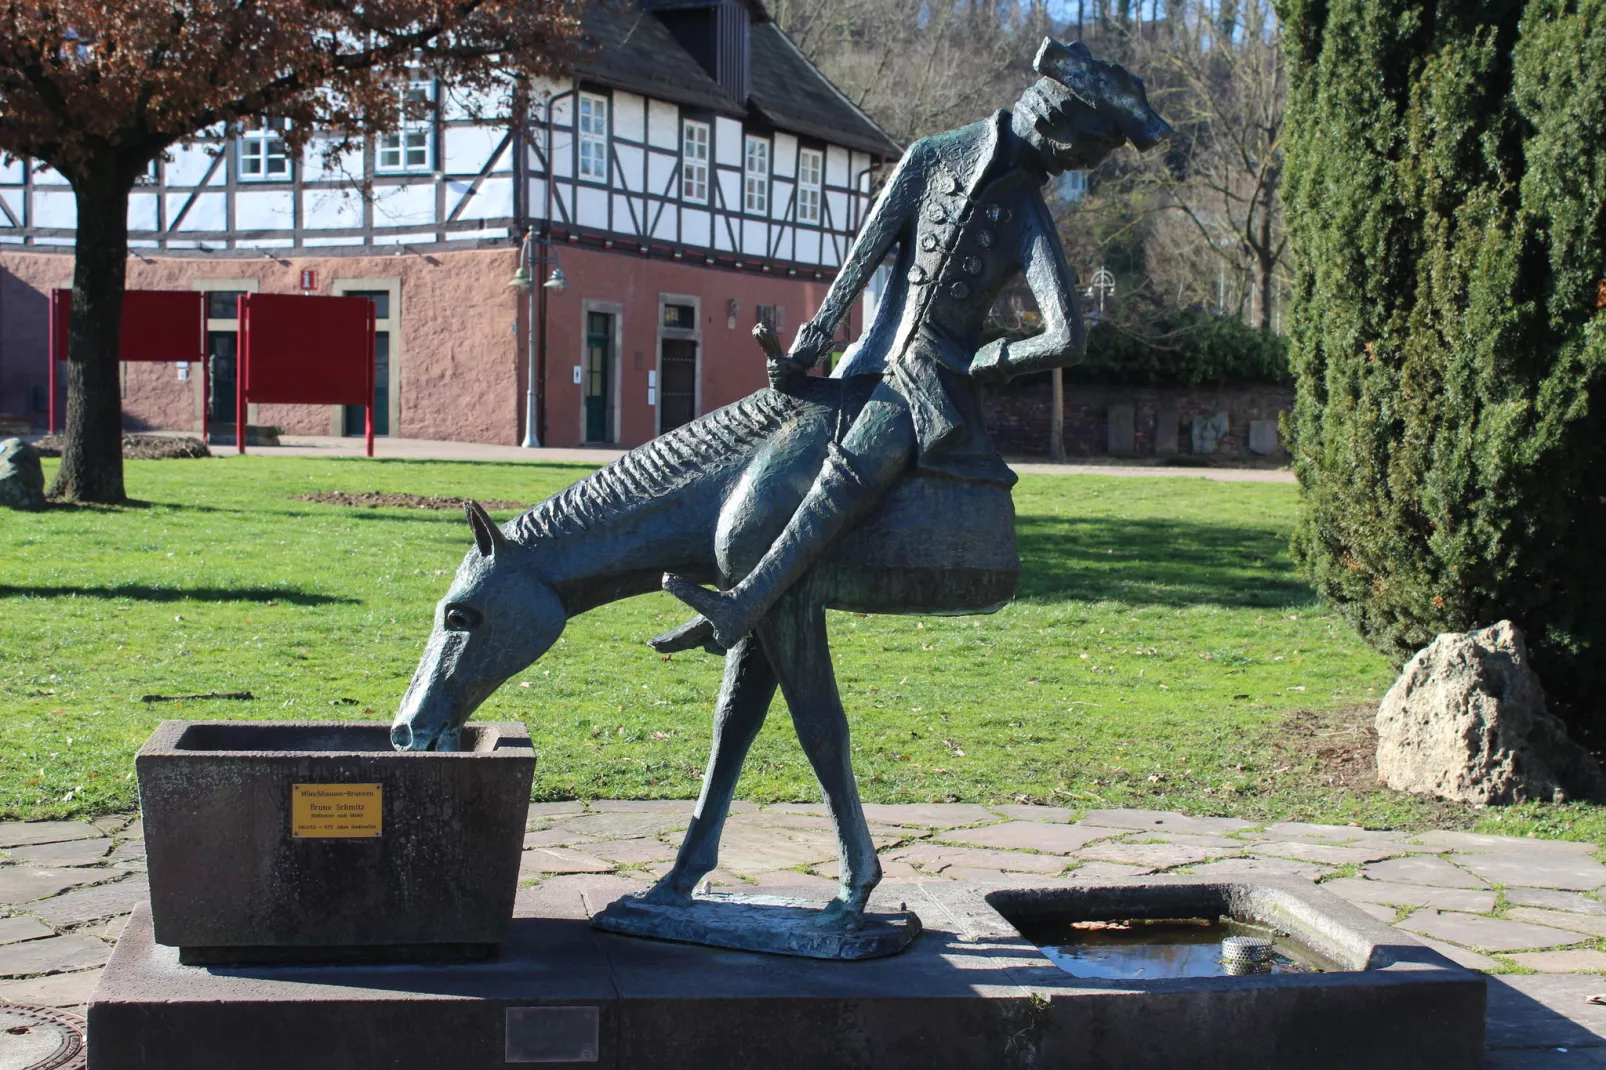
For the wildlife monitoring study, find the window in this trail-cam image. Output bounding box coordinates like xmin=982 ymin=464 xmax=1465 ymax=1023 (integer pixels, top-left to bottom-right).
xmin=743 ymin=135 xmax=769 ymax=215
xmin=755 ymin=304 xmax=784 ymax=331
xmin=681 ymin=120 xmax=709 ymax=204
xmin=239 ymin=119 xmax=290 ymax=181
xmin=796 ymin=148 xmax=823 ymax=224
xmin=578 ymin=92 xmax=609 ymax=183
xmin=662 ymin=303 xmax=696 ymax=329
xmin=377 ymin=78 xmax=434 ymax=172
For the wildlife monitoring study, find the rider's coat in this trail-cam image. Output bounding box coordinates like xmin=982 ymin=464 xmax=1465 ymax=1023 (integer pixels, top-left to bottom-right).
xmin=821 ymin=109 xmax=1084 ymax=484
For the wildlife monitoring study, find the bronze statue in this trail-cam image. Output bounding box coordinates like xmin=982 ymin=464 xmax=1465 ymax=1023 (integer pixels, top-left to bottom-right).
xmin=391 ymin=39 xmax=1169 ymax=958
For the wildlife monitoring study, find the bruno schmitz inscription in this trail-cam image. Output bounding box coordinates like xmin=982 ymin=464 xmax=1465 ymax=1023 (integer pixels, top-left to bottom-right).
xmin=391 ymin=37 xmax=1169 ymax=958
xmin=291 ymin=783 xmax=382 ymax=838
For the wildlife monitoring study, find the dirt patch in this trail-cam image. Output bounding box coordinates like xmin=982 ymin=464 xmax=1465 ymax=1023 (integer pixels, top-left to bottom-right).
xmin=293 ymin=491 xmax=530 ymax=511
xmin=32 ymin=434 xmax=211 ymax=460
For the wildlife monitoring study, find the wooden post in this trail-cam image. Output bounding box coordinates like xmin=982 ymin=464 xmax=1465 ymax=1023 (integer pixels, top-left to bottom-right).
xmin=1050 ymin=367 xmax=1066 ymax=462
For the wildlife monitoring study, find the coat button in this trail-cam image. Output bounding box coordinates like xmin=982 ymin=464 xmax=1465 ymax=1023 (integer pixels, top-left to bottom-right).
xmin=909 ymin=265 xmax=929 ymax=285
xmin=920 ymin=233 xmax=939 ymax=252
xmin=986 ymin=205 xmax=1010 ymax=223
xmin=976 ymin=229 xmax=994 ymax=249
xmin=949 ymin=281 xmax=971 ymax=300
xmin=963 ymin=256 xmax=984 ymax=276
xmin=927 ymin=204 xmax=948 ymax=224
xmin=947 ymin=175 xmax=964 ymax=194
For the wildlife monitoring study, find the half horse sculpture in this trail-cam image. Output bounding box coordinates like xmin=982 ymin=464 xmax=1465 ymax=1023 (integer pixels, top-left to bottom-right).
xmin=392 ymin=38 xmax=1168 ymax=959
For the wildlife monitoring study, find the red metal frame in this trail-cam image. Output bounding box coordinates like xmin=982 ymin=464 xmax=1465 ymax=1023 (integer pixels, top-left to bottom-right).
xmin=236 ymin=293 xmax=376 ymax=457
xmin=47 ymin=289 xmax=208 ymax=438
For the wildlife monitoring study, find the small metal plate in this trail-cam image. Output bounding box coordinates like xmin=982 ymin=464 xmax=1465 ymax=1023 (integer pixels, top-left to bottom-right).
xmin=0 ymin=1003 xmax=86 ymax=1070
xmin=290 ymin=783 xmax=382 ymax=838
xmin=505 ymin=1006 xmax=599 ymax=1064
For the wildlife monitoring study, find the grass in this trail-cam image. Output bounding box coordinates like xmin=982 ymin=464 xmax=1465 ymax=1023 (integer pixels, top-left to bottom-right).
xmin=0 ymin=454 xmax=1581 ymax=836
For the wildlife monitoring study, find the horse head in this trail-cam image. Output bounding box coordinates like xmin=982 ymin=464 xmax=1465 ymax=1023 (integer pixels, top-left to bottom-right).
xmin=390 ymin=502 xmax=565 ymax=751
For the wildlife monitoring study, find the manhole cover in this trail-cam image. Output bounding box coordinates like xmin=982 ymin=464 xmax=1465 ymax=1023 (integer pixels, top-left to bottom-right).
xmin=0 ymin=1004 xmax=85 ymax=1070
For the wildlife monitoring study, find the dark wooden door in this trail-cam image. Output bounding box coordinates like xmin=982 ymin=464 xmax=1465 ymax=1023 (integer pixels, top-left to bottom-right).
xmin=584 ymin=312 xmax=613 ymax=443
xmin=658 ymin=338 xmax=698 ymax=433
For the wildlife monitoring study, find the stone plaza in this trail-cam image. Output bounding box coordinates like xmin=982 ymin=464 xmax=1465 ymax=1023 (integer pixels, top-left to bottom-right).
xmin=5 ymin=801 xmax=1606 ymax=1065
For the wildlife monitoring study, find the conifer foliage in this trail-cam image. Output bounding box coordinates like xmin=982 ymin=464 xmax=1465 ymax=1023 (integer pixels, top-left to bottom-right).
xmin=1280 ymin=0 xmax=1605 ymax=725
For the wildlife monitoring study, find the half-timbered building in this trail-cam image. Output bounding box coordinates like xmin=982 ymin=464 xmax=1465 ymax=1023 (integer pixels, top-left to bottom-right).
xmin=0 ymin=0 xmax=899 ymax=447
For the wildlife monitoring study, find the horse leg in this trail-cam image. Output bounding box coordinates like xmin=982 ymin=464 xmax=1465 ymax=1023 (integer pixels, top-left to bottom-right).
xmin=757 ymin=589 xmax=881 ymax=919
xmin=642 ymin=635 xmax=777 ymax=904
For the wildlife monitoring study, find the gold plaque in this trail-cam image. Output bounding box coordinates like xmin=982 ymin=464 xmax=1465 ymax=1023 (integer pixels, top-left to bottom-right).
xmin=291 ymin=783 xmax=382 ymax=838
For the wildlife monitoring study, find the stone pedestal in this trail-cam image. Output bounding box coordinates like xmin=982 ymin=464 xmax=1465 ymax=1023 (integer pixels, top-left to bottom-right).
xmin=88 ymin=878 xmax=1485 ymax=1070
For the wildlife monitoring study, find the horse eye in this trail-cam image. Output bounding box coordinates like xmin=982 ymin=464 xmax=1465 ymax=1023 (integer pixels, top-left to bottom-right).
xmin=444 ymin=606 xmax=481 ymax=631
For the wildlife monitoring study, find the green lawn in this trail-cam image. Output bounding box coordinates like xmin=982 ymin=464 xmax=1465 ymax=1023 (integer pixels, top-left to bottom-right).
xmin=1 ymin=454 xmax=1587 ymax=837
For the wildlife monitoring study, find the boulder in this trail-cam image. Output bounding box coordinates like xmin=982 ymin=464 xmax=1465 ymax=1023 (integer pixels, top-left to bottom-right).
xmin=0 ymin=437 xmax=45 ymax=511
xmin=1376 ymin=621 xmax=1606 ymax=804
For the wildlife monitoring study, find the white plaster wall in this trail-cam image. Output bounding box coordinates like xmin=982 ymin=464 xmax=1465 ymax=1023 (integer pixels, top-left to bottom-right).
xmin=772 ymin=180 xmax=794 ymax=221
xmin=127 ymin=193 xmax=159 ymax=231
xmin=797 ymin=228 xmax=821 ymax=265
xmin=236 ymin=189 xmax=295 ymax=230
xmin=826 ymin=146 xmax=849 ymax=188
xmin=0 ymin=157 xmax=22 ymax=183
xmin=372 ymin=184 xmax=435 ymax=227
xmin=171 ymin=192 xmax=225 ymax=231
xmin=717 ymin=170 xmax=740 ymax=212
xmin=303 ymin=189 xmax=362 ymax=229
xmin=774 ymin=133 xmax=798 ymax=178
xmin=826 ymin=190 xmax=848 ymax=229
xmin=648 ymin=152 xmax=677 ymax=198
xmin=682 ymin=209 xmax=710 ymax=248
xmin=0 ymin=190 xmax=22 ymax=225
xmin=576 ymin=185 xmax=608 ymax=229
xmin=714 ymin=118 xmax=742 ymax=167
xmin=455 ymin=177 xmax=513 ymax=221
xmin=303 ymin=140 xmax=365 ymax=183
xmin=614 ymin=92 xmax=646 ymax=144
xmin=165 ymin=142 xmax=223 ymax=186
xmin=647 ymin=101 xmax=679 ymax=150
xmin=33 ymin=165 xmax=68 ymax=186
xmin=615 ymin=144 xmax=643 ymax=192
xmin=445 ymin=125 xmax=509 ymax=176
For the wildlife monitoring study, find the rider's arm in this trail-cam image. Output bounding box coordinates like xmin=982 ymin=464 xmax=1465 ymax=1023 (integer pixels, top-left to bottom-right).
xmin=969 ymin=198 xmax=1085 ymax=381
xmin=792 ymin=145 xmax=925 ymax=364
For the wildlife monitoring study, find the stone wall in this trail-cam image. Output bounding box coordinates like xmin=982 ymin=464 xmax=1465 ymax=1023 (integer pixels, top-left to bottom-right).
xmin=981 ymin=374 xmax=1296 ymax=458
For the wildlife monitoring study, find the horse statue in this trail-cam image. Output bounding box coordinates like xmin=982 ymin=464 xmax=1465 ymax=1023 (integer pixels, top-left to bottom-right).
xmin=389 ymin=351 xmax=1018 ymax=956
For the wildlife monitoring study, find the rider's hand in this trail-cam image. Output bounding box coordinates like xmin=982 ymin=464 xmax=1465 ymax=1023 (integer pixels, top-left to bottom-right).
xmin=767 ymin=355 xmax=812 ymax=391
xmin=970 ymin=339 xmax=1012 ymax=383
xmin=788 ymin=321 xmax=833 ymax=368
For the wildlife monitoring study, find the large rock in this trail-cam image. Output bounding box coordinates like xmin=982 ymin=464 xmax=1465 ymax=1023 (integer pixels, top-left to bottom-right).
xmin=1376 ymin=621 xmax=1606 ymax=804
xmin=0 ymin=437 xmax=45 ymax=511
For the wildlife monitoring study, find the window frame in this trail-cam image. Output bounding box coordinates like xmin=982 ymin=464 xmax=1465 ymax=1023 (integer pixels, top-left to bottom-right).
xmin=376 ymin=77 xmax=436 ymax=174
xmin=795 ymin=147 xmax=823 ymax=225
xmin=681 ymin=119 xmax=710 ymax=205
xmin=577 ymin=91 xmax=610 ymax=184
xmin=743 ymin=135 xmax=770 ymax=216
xmin=238 ymin=118 xmax=292 ymax=182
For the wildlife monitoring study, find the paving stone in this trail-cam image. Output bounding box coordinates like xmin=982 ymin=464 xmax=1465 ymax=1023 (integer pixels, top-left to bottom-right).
xmin=938 ymin=867 xmax=1075 ymax=886
xmin=1350 ymin=900 xmax=1401 ymax=923
xmin=938 ymin=822 xmax=1124 ymax=854
xmin=0 ymin=869 xmax=101 ymax=906
xmin=523 ymin=828 xmax=599 ymax=849
xmin=1320 ymin=878 xmax=1497 ymax=913
xmin=1506 ymin=887 xmax=1606 ymax=915
xmin=1505 ymin=949 xmax=1606 ymax=973
xmin=638 ymin=863 xmax=745 ymax=888
xmin=1077 ymin=842 xmax=1240 ymax=870
xmin=1249 ymin=840 xmax=1405 ymax=865
xmin=107 ymin=842 xmax=145 ymax=862
xmin=764 ymin=803 xmax=828 ymax=817
xmin=726 ymin=810 xmax=833 ymax=831
xmin=0 ymin=822 xmax=102 ymax=849
xmin=518 ymin=848 xmax=615 ymax=876
xmin=586 ymin=800 xmax=697 ymax=814
xmin=548 ymin=812 xmax=689 ymax=840
xmin=816 ymin=859 xmax=923 ymax=881
xmin=1507 ymin=908 xmax=1606 ymax=940
xmin=1485 ymin=973 xmax=1606 ymax=1050
xmin=748 ymin=871 xmax=841 ymax=894
xmin=1454 ymin=851 xmax=1606 ymax=892
xmin=0 ymin=933 xmax=110 ymax=977
xmin=1132 ymin=832 xmax=1248 ymax=850
xmin=1485 ymin=1049 xmax=1606 ymax=1068
xmin=713 ymin=824 xmax=838 ymax=875
xmin=1363 ymin=854 xmax=1489 ymax=889
xmin=0 ymin=966 xmax=103 ymax=1008
xmin=1251 ymin=821 xmax=1410 ymax=846
xmin=986 ymin=805 xmax=1076 ymax=823
xmin=586 ymin=839 xmax=678 ymax=865
xmin=1065 ymin=861 xmax=1156 ymax=879
xmin=0 ymin=916 xmax=54 ymax=945
xmin=1077 ymin=808 xmax=1254 ymax=836
xmin=117 ymin=820 xmax=142 ymax=842
xmin=1181 ymin=857 xmax=1331 ymax=882
xmin=1412 ymin=933 xmax=1502 ymax=971
xmin=857 ymin=804 xmax=997 ymax=828
xmin=33 ymin=879 xmax=147 ymax=927
xmin=1411 ymin=830 xmax=1599 ymax=856
xmin=526 ymin=801 xmax=586 ymax=822
xmin=1401 ymin=909 xmax=1589 ymax=952
xmin=890 ymin=843 xmax=1068 ymax=875
xmin=78 ymin=915 xmax=129 ymax=943
xmin=91 ymin=814 xmax=135 ymax=835
xmin=516 ymin=873 xmax=654 ymax=919
xmin=3 ymin=839 xmax=114 ymax=867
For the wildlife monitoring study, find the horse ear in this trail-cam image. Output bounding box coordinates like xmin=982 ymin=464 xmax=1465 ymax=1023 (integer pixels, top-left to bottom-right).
xmin=464 ymin=501 xmax=505 ymax=558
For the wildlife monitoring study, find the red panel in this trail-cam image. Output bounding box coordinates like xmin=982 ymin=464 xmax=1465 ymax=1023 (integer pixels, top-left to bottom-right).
xmin=240 ymin=293 xmax=374 ymax=406
xmin=50 ymin=289 xmax=205 ymax=362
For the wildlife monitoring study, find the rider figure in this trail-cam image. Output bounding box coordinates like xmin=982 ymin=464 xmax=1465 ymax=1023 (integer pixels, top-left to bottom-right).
xmin=656 ymin=38 xmax=1171 ymax=652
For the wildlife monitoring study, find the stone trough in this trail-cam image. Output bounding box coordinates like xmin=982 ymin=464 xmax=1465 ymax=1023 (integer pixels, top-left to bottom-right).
xmin=88 ymin=874 xmax=1484 ymax=1069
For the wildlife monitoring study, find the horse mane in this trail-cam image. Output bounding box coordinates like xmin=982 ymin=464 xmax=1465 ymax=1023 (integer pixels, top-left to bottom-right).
xmin=510 ymin=389 xmax=804 ymax=542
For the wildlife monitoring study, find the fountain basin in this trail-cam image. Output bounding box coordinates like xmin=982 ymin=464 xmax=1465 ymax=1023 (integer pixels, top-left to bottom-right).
xmin=136 ymin=720 xmax=534 ymax=964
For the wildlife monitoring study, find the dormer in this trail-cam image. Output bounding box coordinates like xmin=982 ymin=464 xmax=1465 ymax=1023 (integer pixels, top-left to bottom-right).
xmin=647 ymin=0 xmax=760 ymax=105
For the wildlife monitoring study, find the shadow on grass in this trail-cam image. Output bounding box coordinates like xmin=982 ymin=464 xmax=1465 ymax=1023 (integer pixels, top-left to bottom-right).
xmin=1015 ymin=513 xmax=1313 ymax=609
xmin=0 ymin=584 xmax=357 ymax=606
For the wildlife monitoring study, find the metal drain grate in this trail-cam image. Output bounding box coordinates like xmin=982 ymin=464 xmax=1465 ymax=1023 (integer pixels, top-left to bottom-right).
xmin=0 ymin=1003 xmax=87 ymax=1070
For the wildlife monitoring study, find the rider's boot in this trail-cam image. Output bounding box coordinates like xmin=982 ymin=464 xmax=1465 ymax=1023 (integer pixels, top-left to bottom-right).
xmin=648 ymin=615 xmax=724 ymax=655
xmin=662 ymin=441 xmax=877 ymax=650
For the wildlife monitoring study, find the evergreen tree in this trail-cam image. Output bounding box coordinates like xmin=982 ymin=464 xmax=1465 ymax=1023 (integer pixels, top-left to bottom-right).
xmin=1279 ymin=0 xmax=1606 ymax=726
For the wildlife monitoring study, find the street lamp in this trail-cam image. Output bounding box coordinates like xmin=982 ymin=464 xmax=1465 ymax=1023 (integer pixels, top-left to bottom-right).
xmin=509 ymin=229 xmax=568 ymax=448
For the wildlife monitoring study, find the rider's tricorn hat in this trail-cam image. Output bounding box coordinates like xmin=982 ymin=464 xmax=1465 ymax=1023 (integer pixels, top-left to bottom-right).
xmin=1033 ymin=38 xmax=1173 ymax=152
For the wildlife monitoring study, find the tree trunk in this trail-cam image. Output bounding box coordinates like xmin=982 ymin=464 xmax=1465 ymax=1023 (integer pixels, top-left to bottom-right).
xmin=50 ymin=166 xmax=131 ymax=503
xmin=1255 ymin=206 xmax=1274 ymax=333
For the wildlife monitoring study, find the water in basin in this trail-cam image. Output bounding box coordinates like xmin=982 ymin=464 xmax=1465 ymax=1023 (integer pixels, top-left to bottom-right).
xmin=1015 ymin=917 xmax=1339 ymax=980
